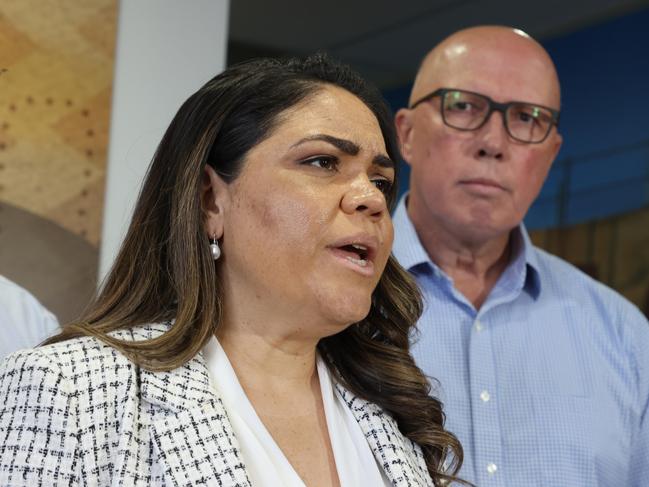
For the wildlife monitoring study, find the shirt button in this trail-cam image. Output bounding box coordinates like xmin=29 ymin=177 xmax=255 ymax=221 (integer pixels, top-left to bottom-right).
xmin=474 ymin=320 xmax=484 ymax=332
xmin=487 ymin=463 xmax=498 ymax=474
xmin=480 ymin=390 xmax=491 ymax=402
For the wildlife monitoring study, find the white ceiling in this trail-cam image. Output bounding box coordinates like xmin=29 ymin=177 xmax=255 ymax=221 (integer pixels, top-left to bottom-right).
xmin=229 ymin=0 xmax=649 ymax=88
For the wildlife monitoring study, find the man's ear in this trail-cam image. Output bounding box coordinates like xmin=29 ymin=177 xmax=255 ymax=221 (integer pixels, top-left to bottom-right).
xmin=395 ymin=108 xmax=414 ymax=165
xmin=551 ymin=132 xmax=563 ymax=161
xmin=201 ymin=164 xmax=230 ymax=240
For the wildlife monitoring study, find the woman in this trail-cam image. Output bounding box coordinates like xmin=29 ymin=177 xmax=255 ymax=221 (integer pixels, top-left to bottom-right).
xmin=0 ymin=54 xmax=464 ymax=486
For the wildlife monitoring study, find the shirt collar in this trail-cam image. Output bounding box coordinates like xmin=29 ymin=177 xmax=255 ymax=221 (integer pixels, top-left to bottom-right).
xmin=391 ymin=194 xmax=432 ymax=272
xmin=516 ymin=223 xmax=542 ymax=299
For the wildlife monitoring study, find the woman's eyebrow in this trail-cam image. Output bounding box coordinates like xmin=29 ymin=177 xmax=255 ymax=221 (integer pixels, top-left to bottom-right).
xmin=373 ymin=154 xmax=395 ymax=169
xmin=291 ymin=134 xmax=359 ymax=155
xmin=291 ymin=134 xmax=394 ymax=169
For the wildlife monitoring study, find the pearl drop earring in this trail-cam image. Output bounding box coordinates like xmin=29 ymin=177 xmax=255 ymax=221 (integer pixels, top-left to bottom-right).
xmin=209 ymin=235 xmax=221 ymax=260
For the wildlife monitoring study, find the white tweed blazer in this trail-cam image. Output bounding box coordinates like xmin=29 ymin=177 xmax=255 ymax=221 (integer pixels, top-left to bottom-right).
xmin=0 ymin=323 xmax=433 ymax=486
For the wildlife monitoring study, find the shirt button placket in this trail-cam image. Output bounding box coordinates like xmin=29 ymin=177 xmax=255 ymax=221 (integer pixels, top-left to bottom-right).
xmin=469 ymin=316 xmax=505 ymax=486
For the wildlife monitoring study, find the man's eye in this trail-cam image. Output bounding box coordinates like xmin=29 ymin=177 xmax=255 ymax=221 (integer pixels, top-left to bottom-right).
xmin=517 ymin=112 xmax=545 ymax=129
xmin=518 ymin=112 xmax=535 ymax=123
xmin=372 ymin=178 xmax=393 ymax=195
xmin=513 ymin=106 xmax=548 ymax=126
xmin=448 ymin=101 xmax=473 ymax=112
xmin=302 ymin=156 xmax=338 ymax=171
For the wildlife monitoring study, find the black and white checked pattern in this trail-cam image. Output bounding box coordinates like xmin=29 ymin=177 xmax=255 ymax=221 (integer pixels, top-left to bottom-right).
xmin=335 ymin=386 xmax=432 ymax=486
xmin=0 ymin=323 xmax=433 ymax=486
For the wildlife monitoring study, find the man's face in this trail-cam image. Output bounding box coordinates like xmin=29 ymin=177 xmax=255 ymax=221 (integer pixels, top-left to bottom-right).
xmin=397 ymin=38 xmax=562 ymax=245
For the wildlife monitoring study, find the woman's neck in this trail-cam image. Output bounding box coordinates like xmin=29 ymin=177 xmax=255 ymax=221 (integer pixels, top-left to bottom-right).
xmin=216 ymin=318 xmax=320 ymax=394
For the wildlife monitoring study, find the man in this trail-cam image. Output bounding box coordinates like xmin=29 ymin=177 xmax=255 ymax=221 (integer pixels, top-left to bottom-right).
xmin=393 ymin=26 xmax=649 ymax=486
xmin=0 ymin=275 xmax=59 ymax=360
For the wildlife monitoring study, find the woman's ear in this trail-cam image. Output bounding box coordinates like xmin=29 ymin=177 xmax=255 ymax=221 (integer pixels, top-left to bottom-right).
xmin=201 ymin=164 xmax=230 ymax=240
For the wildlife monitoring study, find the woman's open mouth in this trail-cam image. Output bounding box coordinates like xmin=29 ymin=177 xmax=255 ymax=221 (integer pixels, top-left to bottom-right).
xmin=337 ymin=243 xmax=369 ymax=266
xmin=328 ymin=236 xmax=379 ymax=276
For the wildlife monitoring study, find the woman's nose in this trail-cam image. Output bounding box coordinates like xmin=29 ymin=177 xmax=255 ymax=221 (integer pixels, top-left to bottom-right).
xmin=340 ymin=176 xmax=388 ymax=220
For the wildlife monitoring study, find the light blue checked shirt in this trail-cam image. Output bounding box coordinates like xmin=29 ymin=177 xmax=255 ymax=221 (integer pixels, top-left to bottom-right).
xmin=392 ymin=196 xmax=649 ymax=487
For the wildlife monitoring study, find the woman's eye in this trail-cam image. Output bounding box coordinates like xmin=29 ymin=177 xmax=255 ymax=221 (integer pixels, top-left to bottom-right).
xmin=302 ymin=156 xmax=338 ymax=171
xmin=372 ymin=178 xmax=393 ymax=195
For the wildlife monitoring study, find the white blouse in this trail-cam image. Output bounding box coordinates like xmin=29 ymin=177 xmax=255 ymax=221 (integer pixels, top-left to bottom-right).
xmin=203 ymin=338 xmax=391 ymax=487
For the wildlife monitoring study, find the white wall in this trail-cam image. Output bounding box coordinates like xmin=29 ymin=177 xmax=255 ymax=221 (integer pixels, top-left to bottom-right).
xmin=99 ymin=0 xmax=229 ymax=279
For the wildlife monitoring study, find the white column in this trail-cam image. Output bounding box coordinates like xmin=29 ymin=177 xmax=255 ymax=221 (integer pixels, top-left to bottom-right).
xmin=100 ymin=0 xmax=230 ymax=279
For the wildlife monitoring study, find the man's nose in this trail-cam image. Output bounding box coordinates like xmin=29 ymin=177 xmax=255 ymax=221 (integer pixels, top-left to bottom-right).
xmin=340 ymin=176 xmax=388 ymax=220
xmin=475 ymin=110 xmax=508 ymax=160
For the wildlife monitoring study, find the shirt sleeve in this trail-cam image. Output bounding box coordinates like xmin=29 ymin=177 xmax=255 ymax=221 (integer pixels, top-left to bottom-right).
xmin=0 ymin=281 xmax=60 ymax=360
xmin=628 ymin=306 xmax=649 ymax=487
xmin=0 ymin=348 xmax=80 ymax=486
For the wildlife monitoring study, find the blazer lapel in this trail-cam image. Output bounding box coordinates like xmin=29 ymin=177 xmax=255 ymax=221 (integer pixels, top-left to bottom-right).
xmin=335 ymin=383 xmax=432 ymax=486
xmin=136 ymin=325 xmax=252 ymax=487
xmin=148 ymin=401 xmax=251 ymax=487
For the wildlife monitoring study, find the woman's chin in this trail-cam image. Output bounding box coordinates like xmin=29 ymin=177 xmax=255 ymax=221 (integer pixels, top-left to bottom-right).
xmin=318 ymin=295 xmax=373 ymax=332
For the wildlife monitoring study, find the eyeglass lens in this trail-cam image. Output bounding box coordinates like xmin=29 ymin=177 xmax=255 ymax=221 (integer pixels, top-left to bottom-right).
xmin=441 ymin=90 xmax=554 ymax=143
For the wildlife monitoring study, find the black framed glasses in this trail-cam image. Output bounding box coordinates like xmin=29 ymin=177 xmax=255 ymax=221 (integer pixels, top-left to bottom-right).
xmin=410 ymin=88 xmax=560 ymax=144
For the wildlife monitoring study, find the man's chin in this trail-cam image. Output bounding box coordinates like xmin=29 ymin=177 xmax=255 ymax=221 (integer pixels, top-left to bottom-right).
xmin=456 ymin=214 xmax=520 ymax=245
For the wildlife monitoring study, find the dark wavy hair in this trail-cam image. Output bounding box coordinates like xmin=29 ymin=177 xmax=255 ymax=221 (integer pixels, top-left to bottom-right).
xmin=45 ymin=53 xmax=465 ymax=485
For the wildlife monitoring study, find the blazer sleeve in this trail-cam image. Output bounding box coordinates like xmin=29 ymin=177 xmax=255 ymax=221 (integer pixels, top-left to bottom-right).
xmin=0 ymin=348 xmax=81 ymax=486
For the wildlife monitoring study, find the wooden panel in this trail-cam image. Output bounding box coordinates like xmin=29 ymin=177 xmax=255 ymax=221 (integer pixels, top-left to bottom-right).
xmin=0 ymin=1 xmax=117 ymax=247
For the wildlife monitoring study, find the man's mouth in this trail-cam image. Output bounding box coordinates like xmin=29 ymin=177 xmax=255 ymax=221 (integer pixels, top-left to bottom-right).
xmin=460 ymin=178 xmax=508 ymax=192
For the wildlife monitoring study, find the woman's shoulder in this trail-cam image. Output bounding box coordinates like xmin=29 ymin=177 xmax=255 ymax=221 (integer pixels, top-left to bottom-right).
xmin=0 ymin=322 xmax=173 ymax=486
xmin=0 ymin=322 xmax=171 ymax=388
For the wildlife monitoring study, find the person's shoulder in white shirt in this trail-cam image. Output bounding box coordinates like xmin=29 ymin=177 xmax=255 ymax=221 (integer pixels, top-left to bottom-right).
xmin=0 ymin=275 xmax=60 ymax=360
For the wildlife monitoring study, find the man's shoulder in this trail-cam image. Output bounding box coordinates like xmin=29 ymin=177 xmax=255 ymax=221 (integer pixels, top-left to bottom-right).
xmin=0 ymin=274 xmax=36 ymax=298
xmin=533 ymin=245 xmax=617 ymax=295
xmin=532 ymin=245 xmax=648 ymax=328
xmin=0 ymin=275 xmax=59 ymax=354
xmin=0 ymin=275 xmax=53 ymax=315
xmin=531 ymin=247 xmax=649 ymax=395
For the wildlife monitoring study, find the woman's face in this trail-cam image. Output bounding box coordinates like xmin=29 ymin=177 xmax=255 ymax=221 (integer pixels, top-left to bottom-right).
xmin=217 ymin=85 xmax=395 ymax=337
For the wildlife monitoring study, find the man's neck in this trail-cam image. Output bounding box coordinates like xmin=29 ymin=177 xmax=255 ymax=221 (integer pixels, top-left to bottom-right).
xmin=409 ymin=209 xmax=513 ymax=310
